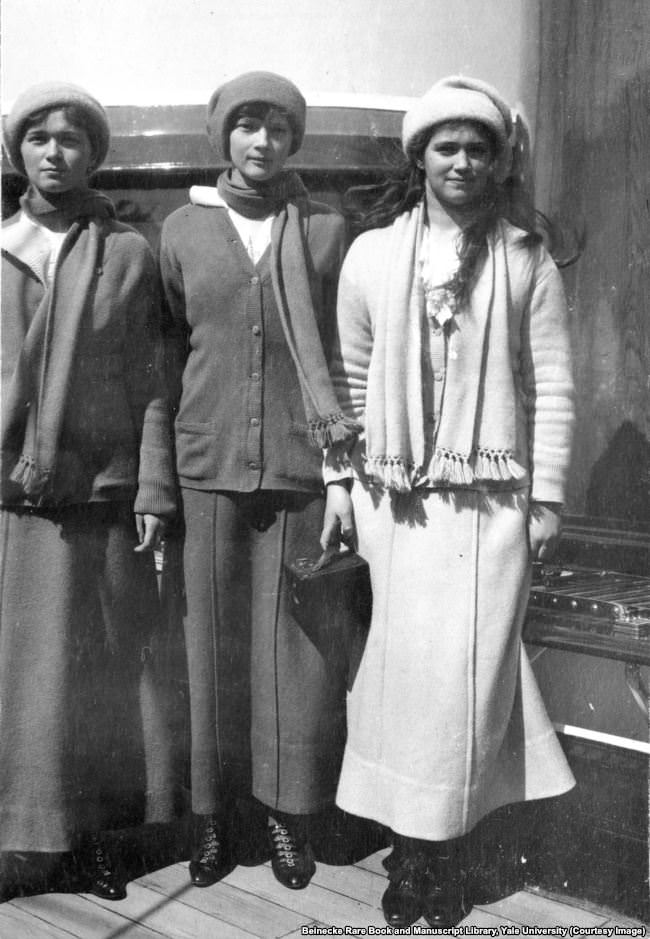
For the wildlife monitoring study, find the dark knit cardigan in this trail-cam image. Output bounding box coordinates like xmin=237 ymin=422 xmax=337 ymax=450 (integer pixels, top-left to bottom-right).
xmin=1 ymin=211 xmax=176 ymax=517
xmin=160 ymin=200 xmax=346 ymax=492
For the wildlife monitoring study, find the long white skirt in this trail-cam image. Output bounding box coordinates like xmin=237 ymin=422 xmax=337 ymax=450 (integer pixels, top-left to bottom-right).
xmin=336 ymin=484 xmax=575 ymax=840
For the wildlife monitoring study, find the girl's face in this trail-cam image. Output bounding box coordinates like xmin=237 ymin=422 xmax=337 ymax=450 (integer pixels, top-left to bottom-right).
xmin=20 ymin=109 xmax=94 ymax=195
xmin=421 ymin=121 xmax=495 ymax=211
xmin=229 ymin=106 xmax=293 ymax=186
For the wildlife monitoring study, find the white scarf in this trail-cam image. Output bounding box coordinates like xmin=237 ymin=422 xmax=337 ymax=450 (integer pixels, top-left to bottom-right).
xmin=364 ymin=202 xmax=528 ymax=491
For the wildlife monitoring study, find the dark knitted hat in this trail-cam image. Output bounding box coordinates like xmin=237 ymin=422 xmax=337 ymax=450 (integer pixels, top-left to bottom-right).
xmin=206 ymin=71 xmax=306 ymax=160
xmin=3 ymin=81 xmax=110 ymax=176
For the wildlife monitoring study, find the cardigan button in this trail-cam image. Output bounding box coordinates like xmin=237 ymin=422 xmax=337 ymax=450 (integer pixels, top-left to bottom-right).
xmin=250 ymin=417 xmax=260 ymax=427
xmin=248 ymin=460 xmax=260 ymax=470
xmin=251 ymin=372 xmax=260 ymax=381
xmin=251 ymin=276 xmax=259 ymax=285
xmin=252 ymin=325 xmax=261 ymax=336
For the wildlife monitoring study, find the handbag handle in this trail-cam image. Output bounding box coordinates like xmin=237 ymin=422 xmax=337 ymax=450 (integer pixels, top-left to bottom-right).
xmin=312 ymin=543 xmax=355 ymax=572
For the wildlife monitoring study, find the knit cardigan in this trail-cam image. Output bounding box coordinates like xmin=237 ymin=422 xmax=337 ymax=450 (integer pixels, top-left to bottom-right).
xmin=160 ymin=199 xmax=346 ymax=492
xmin=1 ymin=210 xmax=176 ymax=517
xmin=328 ymin=219 xmax=574 ymax=504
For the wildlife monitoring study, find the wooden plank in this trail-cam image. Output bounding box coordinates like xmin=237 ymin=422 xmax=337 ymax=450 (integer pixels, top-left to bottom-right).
xmin=281 ymin=926 xmax=327 ymax=939
xmin=0 ymin=902 xmax=77 ymax=939
xmin=221 ymin=863 xmax=389 ymax=930
xmin=138 ymin=862 xmax=310 ymax=938
xmin=310 ymin=862 xmax=385 ymax=907
xmin=481 ymin=889 xmax=608 ymax=928
xmin=86 ymin=881 xmax=257 ymax=939
xmin=601 ymin=913 xmax=650 ymax=929
xmin=284 ymin=923 xmax=322 ymax=939
xmin=11 ymin=893 xmax=164 ymax=939
xmin=350 ymin=848 xmax=391 ymax=877
xmin=456 ymin=906 xmax=529 ymax=929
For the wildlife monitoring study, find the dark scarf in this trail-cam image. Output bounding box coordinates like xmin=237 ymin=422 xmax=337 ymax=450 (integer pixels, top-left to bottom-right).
xmin=217 ymin=170 xmax=290 ymax=219
xmin=2 ymin=186 xmax=115 ymax=505
xmin=22 ymin=185 xmax=114 ymax=228
xmin=216 ymin=169 xmax=360 ymax=448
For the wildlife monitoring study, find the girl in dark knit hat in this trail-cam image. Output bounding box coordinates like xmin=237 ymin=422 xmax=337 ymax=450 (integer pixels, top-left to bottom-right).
xmin=160 ymin=70 xmax=357 ymax=891
xmin=1 ymin=82 xmax=176 ymax=900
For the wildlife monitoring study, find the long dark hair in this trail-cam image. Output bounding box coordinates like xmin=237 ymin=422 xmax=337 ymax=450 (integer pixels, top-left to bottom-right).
xmin=346 ymin=121 xmax=545 ymax=306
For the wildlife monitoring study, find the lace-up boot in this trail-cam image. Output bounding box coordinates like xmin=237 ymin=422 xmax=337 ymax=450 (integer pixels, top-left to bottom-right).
xmin=381 ymin=838 xmax=427 ymax=928
xmin=421 ymin=839 xmax=470 ymax=928
xmin=189 ymin=813 xmax=231 ymax=887
xmin=268 ymin=819 xmax=315 ymax=890
xmin=83 ymin=834 xmax=126 ymax=901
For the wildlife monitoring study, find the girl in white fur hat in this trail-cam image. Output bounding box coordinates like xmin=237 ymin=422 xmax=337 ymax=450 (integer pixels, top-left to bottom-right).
xmin=321 ymin=75 xmax=576 ymax=929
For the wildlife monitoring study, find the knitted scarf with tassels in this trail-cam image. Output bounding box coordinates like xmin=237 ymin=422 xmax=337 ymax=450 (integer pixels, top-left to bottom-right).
xmin=208 ymin=170 xmax=360 ymax=449
xmin=363 ymin=201 xmax=527 ymax=492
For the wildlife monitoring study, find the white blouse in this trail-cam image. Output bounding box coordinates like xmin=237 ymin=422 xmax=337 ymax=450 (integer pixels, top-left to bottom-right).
xmin=226 ymin=208 xmax=274 ymax=265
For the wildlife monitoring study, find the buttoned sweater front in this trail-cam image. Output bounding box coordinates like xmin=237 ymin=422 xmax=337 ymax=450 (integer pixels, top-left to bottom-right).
xmin=160 ymin=200 xmax=346 ymax=493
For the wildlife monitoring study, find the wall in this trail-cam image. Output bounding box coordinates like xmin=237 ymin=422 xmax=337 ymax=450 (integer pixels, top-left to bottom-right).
xmin=1 ymin=0 xmax=540 ymax=124
xmin=534 ymin=0 xmax=650 ymax=520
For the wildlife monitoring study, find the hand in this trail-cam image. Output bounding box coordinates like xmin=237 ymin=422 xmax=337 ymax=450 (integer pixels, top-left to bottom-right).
xmin=134 ymin=513 xmax=166 ymax=552
xmin=320 ymin=482 xmax=356 ymax=552
xmin=527 ymin=501 xmax=562 ymax=561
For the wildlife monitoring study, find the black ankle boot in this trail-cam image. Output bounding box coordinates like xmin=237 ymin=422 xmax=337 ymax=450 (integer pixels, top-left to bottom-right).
xmin=268 ymin=816 xmax=315 ymax=890
xmin=83 ymin=834 xmax=126 ymax=901
xmin=421 ymin=839 xmax=470 ymax=928
xmin=381 ymin=838 xmax=426 ymax=928
xmin=189 ymin=814 xmax=231 ymax=887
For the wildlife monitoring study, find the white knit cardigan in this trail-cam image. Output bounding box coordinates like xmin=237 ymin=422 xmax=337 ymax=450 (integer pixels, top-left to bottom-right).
xmin=327 ymin=218 xmax=575 ymax=504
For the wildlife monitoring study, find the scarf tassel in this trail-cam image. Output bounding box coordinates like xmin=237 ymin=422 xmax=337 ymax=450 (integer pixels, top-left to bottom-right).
xmin=364 ymin=456 xmax=414 ymax=493
xmin=427 ymin=448 xmax=528 ymax=487
xmin=474 ymin=448 xmax=528 ymax=483
xmin=9 ymin=454 xmax=51 ymax=498
xmin=506 ymin=455 xmax=528 ymax=480
xmin=429 ymin=451 xmax=475 ymax=486
xmin=309 ymin=413 xmax=362 ymax=449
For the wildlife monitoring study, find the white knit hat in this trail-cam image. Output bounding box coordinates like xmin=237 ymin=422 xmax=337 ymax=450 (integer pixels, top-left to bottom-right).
xmin=402 ymin=75 xmax=514 ymax=181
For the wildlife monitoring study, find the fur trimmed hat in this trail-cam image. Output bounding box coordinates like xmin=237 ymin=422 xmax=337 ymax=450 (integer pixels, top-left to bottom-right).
xmin=402 ymin=75 xmax=514 ymax=181
xmin=3 ymin=81 xmax=110 ymax=176
xmin=206 ymin=71 xmax=306 ymax=160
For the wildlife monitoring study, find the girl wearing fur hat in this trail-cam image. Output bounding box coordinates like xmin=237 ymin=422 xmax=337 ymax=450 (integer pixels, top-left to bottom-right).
xmin=160 ymin=71 xmax=356 ymax=891
xmin=1 ymin=83 xmax=176 ymax=899
xmin=321 ymin=75 xmax=576 ymax=928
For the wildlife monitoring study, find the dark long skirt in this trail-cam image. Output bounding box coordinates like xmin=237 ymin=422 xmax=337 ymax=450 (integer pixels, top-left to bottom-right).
xmin=178 ymin=488 xmax=347 ymax=817
xmin=0 ymin=502 xmax=175 ymax=852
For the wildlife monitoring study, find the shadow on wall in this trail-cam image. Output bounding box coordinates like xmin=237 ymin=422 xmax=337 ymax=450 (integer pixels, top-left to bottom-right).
xmin=558 ymin=69 xmax=649 ymax=517
xmin=585 ymin=421 xmax=650 ymax=524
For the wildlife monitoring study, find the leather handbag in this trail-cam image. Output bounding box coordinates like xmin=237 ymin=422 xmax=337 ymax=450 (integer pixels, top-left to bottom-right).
xmin=285 ymin=547 xmax=372 ymax=681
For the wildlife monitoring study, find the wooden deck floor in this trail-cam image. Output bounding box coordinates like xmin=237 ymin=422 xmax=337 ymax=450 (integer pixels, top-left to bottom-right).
xmin=2 ymin=847 xmax=647 ymax=938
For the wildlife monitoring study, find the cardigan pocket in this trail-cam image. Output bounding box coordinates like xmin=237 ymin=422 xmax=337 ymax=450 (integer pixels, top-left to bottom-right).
xmin=174 ymin=420 xmax=221 ymax=481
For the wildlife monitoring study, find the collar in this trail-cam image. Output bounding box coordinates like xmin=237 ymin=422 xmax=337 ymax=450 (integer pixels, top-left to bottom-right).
xmin=2 ymin=211 xmax=53 ymax=284
xmin=189 ymin=185 xmax=228 ymax=208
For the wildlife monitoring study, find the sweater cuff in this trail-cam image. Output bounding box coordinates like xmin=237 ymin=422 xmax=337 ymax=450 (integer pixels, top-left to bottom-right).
xmin=529 ymin=474 xmax=567 ymax=506
xmin=134 ymin=480 xmax=177 ymax=518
